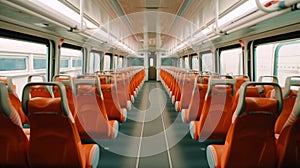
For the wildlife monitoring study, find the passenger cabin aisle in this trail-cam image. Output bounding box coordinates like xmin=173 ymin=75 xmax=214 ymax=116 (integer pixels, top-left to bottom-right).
xmin=99 ymin=81 xmax=209 ymax=168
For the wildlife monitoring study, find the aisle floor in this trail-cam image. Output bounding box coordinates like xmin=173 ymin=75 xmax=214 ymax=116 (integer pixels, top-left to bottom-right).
xmin=97 ymin=81 xmax=209 ymax=168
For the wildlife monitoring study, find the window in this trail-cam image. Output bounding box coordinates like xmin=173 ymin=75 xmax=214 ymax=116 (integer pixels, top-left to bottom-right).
xmin=254 ymin=44 xmax=276 ymax=81
xmin=33 ymin=57 xmax=47 ymax=70
xmin=276 ymin=40 xmax=300 ymax=85
xmin=184 ymin=56 xmax=190 ymax=69
xmin=103 ymin=54 xmax=111 ymax=71
xmin=254 ymin=39 xmax=300 ymax=86
xmin=150 ymin=58 xmax=154 ymax=67
xmin=114 ymin=56 xmax=118 ymax=69
xmin=60 ymin=59 xmax=69 ymax=68
xmin=60 ymin=47 xmax=82 ymax=76
xmin=191 ymin=55 xmax=199 ymax=70
xmin=220 ymin=48 xmax=243 ymax=75
xmin=179 ymin=57 xmax=183 ymax=68
xmin=72 ymin=59 xmax=82 ymax=67
xmin=118 ymin=57 xmax=123 ymax=69
xmin=0 ymin=57 xmax=26 ymax=71
xmin=127 ymin=57 xmax=144 ymax=66
xmin=162 ymin=58 xmax=175 ymax=66
xmin=88 ymin=52 xmax=101 ymax=73
xmin=201 ymin=52 xmax=214 ymax=72
xmin=0 ymin=37 xmax=47 ymax=97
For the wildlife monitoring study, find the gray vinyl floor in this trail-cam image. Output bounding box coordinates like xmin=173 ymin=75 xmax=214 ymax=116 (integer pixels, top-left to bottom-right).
xmin=96 ymin=81 xmax=209 ymax=168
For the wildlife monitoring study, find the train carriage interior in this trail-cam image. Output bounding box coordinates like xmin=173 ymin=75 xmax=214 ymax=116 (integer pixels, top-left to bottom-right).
xmin=0 ymin=0 xmax=300 ymax=167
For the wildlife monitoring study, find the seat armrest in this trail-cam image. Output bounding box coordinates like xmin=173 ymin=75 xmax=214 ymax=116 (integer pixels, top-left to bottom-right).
xmin=207 ymin=145 xmax=224 ymax=168
xmin=83 ymin=144 xmax=100 ymax=168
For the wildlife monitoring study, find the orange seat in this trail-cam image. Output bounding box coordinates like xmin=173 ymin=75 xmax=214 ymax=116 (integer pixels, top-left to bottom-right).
xmin=181 ymin=75 xmax=209 ymax=123
xmin=53 ymin=74 xmax=77 ymax=116
xmin=275 ymin=76 xmax=300 ymax=137
xmin=0 ymin=76 xmax=28 ymax=125
xmin=101 ymin=83 xmax=127 ymax=123
xmin=0 ymin=82 xmax=29 ymax=167
xmin=27 ymin=75 xmax=52 ymax=98
xmin=22 ymin=82 xmax=99 ymax=168
xmin=207 ymin=82 xmax=283 ymax=168
xmin=277 ymin=88 xmax=300 ymax=167
xmin=74 ymin=76 xmax=119 ymax=140
xmin=259 ymin=75 xmax=279 ymax=98
xmin=119 ymin=73 xmax=132 ymax=110
xmin=234 ymin=75 xmax=249 ymax=91
xmin=190 ymin=76 xmax=236 ymax=141
xmin=175 ymin=72 xmax=197 ymax=112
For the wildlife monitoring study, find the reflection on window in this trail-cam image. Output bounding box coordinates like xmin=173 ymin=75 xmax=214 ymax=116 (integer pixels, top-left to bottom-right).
xmin=0 ymin=57 xmax=26 ymax=71
xmin=220 ymin=48 xmax=243 ymax=75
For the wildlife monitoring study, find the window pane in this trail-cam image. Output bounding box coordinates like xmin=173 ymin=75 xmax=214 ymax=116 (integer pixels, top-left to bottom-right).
xmin=0 ymin=37 xmax=47 ymax=97
xmin=103 ymin=55 xmax=111 ymax=71
xmin=0 ymin=58 xmax=26 ymax=71
xmin=60 ymin=59 xmax=69 ymax=68
xmin=162 ymin=58 xmax=175 ymax=66
xmin=33 ymin=58 xmax=47 ymax=69
xmin=179 ymin=57 xmax=183 ymax=68
xmin=150 ymin=58 xmax=154 ymax=67
xmin=127 ymin=57 xmax=144 ymax=66
xmin=60 ymin=47 xmax=82 ymax=76
xmin=277 ymin=40 xmax=300 ymax=86
xmin=118 ymin=57 xmax=123 ymax=68
xmin=72 ymin=59 xmax=82 ymax=67
xmin=88 ymin=52 xmax=101 ymax=73
xmin=192 ymin=55 xmax=199 ymax=70
xmin=201 ymin=52 xmax=214 ymax=72
xmin=114 ymin=56 xmax=118 ymax=70
xmin=184 ymin=57 xmax=189 ymax=69
xmin=220 ymin=48 xmax=243 ymax=75
xmin=255 ymin=44 xmax=275 ymax=81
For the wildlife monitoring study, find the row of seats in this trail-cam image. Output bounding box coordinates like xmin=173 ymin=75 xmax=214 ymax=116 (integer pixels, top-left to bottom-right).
xmin=0 ymin=66 xmax=146 ymax=167
xmin=160 ymin=66 xmax=300 ymax=167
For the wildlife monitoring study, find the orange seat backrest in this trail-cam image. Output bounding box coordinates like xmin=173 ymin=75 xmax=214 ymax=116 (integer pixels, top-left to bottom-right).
xmin=277 ymin=88 xmax=300 ymax=167
xmin=101 ymin=83 xmax=125 ymax=122
xmin=0 ymin=82 xmax=29 ymax=167
xmin=22 ymin=82 xmax=87 ymax=167
xmin=0 ymin=76 xmax=28 ymax=125
xmin=27 ymin=75 xmax=52 ymax=98
xmin=53 ymin=75 xmax=77 ymax=116
xmin=221 ymin=82 xmax=282 ymax=167
xmin=74 ymin=76 xmax=113 ymax=139
xmin=115 ymin=74 xmax=128 ymax=109
xmin=178 ymin=73 xmax=197 ymax=111
xmin=275 ymin=76 xmax=300 ymax=134
xmin=196 ymin=76 xmax=236 ymax=141
xmin=183 ymin=75 xmax=209 ymax=122
xmin=234 ymin=75 xmax=249 ymax=91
